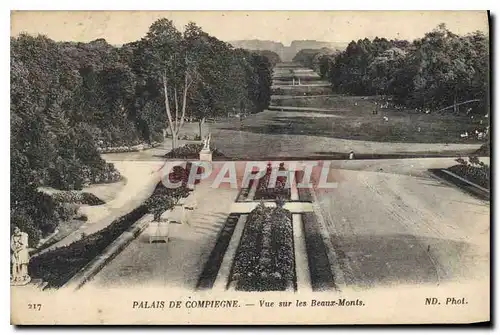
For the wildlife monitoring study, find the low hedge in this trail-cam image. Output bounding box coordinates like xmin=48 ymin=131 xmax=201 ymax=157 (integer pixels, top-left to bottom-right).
xmin=164 ymin=143 xmax=226 ymax=159
xmin=230 ymin=203 xmax=294 ymax=291
xmin=97 ymin=142 xmax=161 ymax=154
xmin=50 ymin=191 xmax=105 ymax=206
xmin=28 ymin=204 xmax=148 ymax=288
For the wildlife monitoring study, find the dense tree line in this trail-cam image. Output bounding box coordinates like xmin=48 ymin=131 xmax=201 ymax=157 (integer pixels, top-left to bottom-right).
xmin=250 ymin=50 xmax=281 ymax=66
xmin=324 ymin=24 xmax=488 ymax=112
xmin=292 ymin=47 xmax=337 ymax=74
xmin=11 ymin=19 xmax=274 ymax=244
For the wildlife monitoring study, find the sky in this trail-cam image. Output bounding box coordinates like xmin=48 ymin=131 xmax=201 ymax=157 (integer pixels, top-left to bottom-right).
xmin=11 ymin=11 xmax=489 ymax=46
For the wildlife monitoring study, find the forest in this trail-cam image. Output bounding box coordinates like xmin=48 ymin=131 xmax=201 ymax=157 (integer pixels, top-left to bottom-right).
xmin=297 ymin=24 xmax=489 ymax=113
xmin=11 ymin=19 xmax=276 ymax=245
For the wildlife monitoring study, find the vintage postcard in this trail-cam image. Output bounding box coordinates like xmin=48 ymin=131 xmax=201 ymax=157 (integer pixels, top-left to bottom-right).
xmin=10 ymin=10 xmax=490 ymax=325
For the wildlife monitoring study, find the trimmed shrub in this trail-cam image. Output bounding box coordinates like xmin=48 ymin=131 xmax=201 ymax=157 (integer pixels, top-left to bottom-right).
xmin=164 ymin=143 xmax=226 ymax=159
xmin=51 ymin=191 xmax=105 ymax=206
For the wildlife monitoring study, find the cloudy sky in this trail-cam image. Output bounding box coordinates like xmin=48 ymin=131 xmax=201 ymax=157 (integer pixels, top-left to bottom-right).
xmin=11 ymin=11 xmax=488 ymax=45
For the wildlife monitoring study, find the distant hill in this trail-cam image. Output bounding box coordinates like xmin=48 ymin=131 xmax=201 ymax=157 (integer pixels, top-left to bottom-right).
xmin=229 ymin=39 xmax=348 ymax=61
xmin=229 ymin=40 xmax=284 ymax=53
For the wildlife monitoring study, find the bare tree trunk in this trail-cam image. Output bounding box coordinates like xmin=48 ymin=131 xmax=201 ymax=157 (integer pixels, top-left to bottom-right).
xmin=162 ymin=69 xmax=191 ymax=150
xmin=174 ymin=88 xmax=180 ymax=131
xmin=162 ymin=73 xmax=178 ymax=149
xmin=179 ymin=71 xmax=189 ymax=131
xmin=172 ymin=133 xmax=178 ymax=149
xmin=198 ymin=116 xmax=205 ymax=139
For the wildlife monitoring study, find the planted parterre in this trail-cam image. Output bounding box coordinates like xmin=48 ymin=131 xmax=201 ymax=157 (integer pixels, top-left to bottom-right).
xmin=230 ymin=203 xmax=295 ymax=291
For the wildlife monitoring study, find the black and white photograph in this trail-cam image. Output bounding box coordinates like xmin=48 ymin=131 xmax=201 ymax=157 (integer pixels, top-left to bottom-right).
xmin=9 ymin=10 xmax=490 ymax=325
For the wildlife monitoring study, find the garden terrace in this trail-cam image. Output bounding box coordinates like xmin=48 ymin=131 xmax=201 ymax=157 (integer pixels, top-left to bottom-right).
xmin=29 ymin=174 xmax=192 ymax=288
xmin=28 ymin=204 xmax=149 ymax=288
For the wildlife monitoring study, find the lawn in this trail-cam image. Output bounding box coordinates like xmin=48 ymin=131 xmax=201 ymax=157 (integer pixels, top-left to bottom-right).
xmin=271 ymin=85 xmax=332 ymax=96
xmin=263 ymin=95 xmax=488 ymax=144
xmin=128 ymin=71 xmax=487 ymax=159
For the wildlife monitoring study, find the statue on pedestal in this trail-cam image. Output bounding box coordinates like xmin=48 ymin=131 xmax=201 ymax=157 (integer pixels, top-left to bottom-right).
xmin=200 ymin=133 xmax=213 ymax=162
xmin=11 ymin=227 xmax=31 ymax=285
xmin=202 ymin=133 xmax=211 ymax=152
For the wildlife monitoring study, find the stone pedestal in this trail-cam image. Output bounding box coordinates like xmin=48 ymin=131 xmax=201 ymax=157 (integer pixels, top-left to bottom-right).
xmin=199 ymin=149 xmax=212 ymax=162
xmin=148 ymin=219 xmax=170 ymax=244
xmin=11 ymin=278 xmax=48 ymax=292
xmin=10 ymin=276 xmax=31 ymax=286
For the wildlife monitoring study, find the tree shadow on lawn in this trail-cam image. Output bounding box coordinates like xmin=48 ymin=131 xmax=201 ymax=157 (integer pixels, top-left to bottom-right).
xmin=332 ymin=234 xmax=480 ymax=288
xmin=218 ymin=113 xmax=484 ymax=144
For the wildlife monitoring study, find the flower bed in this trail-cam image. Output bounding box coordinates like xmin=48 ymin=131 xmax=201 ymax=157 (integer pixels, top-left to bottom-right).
xmin=236 ymin=174 xmax=257 ymax=202
xmin=254 ymin=163 xmax=291 ymax=200
xmin=164 ymin=143 xmax=226 ymax=159
xmin=78 ymin=163 xmax=122 ymax=187
xmin=448 ymin=157 xmax=490 ymax=190
xmin=230 ymin=203 xmax=295 ymax=291
xmin=448 ymin=165 xmax=490 ymax=189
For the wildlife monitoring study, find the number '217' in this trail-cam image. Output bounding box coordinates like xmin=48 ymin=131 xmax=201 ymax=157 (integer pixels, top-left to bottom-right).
xmin=28 ymin=303 xmax=42 ymax=311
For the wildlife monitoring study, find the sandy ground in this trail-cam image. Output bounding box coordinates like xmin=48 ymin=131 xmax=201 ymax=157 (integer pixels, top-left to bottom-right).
xmin=313 ymin=159 xmax=490 ymax=289
xmin=81 ymin=180 xmax=127 ymax=203
xmin=87 ymin=181 xmax=239 ymax=289
xmin=78 ymin=158 xmax=489 ymax=291
xmin=49 ymin=64 xmax=489 ymax=288
xmin=41 ymin=160 xmax=164 ymax=252
xmin=324 ymin=157 xmax=490 ymax=177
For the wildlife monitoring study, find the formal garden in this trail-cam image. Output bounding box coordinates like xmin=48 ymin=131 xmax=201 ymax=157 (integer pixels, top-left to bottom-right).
xmin=196 ymin=164 xmax=337 ymax=292
xmin=12 ymin=20 xmax=490 ymax=293
xmin=28 ymin=165 xmax=194 ymax=288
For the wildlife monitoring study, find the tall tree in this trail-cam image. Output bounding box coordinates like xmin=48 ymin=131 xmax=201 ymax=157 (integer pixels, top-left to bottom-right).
xmin=141 ymin=19 xmax=192 ymax=149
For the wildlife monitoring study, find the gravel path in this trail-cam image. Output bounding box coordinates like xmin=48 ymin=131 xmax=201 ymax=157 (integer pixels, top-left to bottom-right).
xmin=87 ymin=181 xmax=239 ymax=289
xmin=314 ymin=159 xmax=489 ymax=289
